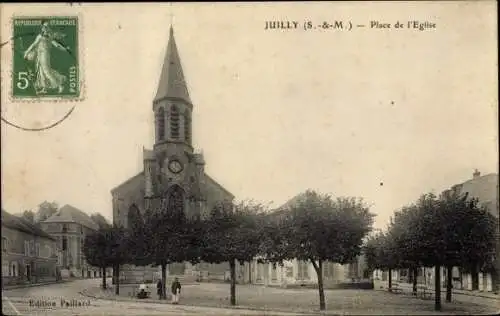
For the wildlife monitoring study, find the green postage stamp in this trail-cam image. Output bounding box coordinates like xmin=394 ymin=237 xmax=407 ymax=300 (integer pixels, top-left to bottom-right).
xmin=11 ymin=16 xmax=81 ymax=100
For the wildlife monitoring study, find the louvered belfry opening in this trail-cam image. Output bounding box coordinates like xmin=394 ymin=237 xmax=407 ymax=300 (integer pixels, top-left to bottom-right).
xmin=184 ymin=112 xmax=191 ymax=145
xmin=156 ymin=107 xmax=165 ymax=141
xmin=170 ymin=105 xmax=180 ymax=139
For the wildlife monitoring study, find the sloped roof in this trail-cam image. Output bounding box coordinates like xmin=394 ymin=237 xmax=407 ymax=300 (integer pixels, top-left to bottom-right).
xmin=111 ymin=172 xmax=144 ymax=195
xmin=277 ymin=193 xmax=309 ymax=211
xmin=43 ymin=204 xmax=99 ymax=230
xmin=454 ymin=173 xmax=499 ymax=217
xmin=1 ymin=209 xmax=55 ymax=240
xmin=154 ymin=26 xmax=192 ymax=105
xmin=205 ymin=173 xmax=234 ymax=201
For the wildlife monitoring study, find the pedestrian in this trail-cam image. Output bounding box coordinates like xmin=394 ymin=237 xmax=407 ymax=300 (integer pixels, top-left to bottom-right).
xmin=171 ymin=277 xmax=181 ymax=304
xmin=156 ymin=279 xmax=163 ymax=299
xmin=137 ymin=283 xmax=148 ymax=299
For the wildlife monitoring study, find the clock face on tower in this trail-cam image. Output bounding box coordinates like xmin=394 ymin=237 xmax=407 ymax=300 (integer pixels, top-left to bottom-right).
xmin=168 ymin=159 xmax=183 ymax=174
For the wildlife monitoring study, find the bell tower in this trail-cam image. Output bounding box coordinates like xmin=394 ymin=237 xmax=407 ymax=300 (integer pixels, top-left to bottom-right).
xmin=152 ymin=26 xmax=193 ymax=183
xmin=150 ymin=25 xmax=200 ymax=217
xmin=153 ymin=26 xmax=193 ymax=152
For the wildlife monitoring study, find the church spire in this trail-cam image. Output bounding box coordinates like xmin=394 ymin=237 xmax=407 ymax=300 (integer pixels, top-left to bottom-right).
xmin=154 ymin=26 xmax=192 ymax=105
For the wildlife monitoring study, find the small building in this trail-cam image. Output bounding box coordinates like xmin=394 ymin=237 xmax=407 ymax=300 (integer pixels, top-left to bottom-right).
xmin=444 ymin=170 xmax=499 ymax=292
xmin=39 ymin=204 xmax=106 ymax=278
xmin=2 ymin=209 xmax=59 ymax=287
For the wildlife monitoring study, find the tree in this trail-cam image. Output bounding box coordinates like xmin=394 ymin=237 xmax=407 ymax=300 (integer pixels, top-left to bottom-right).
xmin=261 ymin=190 xmax=375 ymax=311
xmin=35 ymin=201 xmax=58 ymax=222
xmin=402 ymin=193 xmax=444 ymax=310
xmin=82 ymin=225 xmax=127 ymax=290
xmin=91 ymin=213 xmax=111 ymax=230
xmin=107 ymin=226 xmax=128 ymax=295
xmin=367 ymin=189 xmax=497 ymax=312
xmin=387 ymin=204 xmax=427 ymax=294
xmin=21 ymin=210 xmax=35 ymax=224
xmin=201 ymin=200 xmax=264 ymax=306
xmin=125 ymin=208 xmax=151 ymax=267
xmin=144 ymin=201 xmax=202 ymax=300
xmin=364 ymin=231 xmax=394 ymax=279
xmin=83 ymin=227 xmax=113 ymax=289
xmin=391 ymin=192 xmax=497 ymax=311
xmin=437 ymin=190 xmax=497 ymax=302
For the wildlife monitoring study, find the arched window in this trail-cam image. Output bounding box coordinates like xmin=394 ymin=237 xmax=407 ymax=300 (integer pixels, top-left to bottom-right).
xmin=128 ymin=204 xmax=143 ymax=230
xmin=170 ymin=105 xmax=180 ymax=139
xmin=156 ymin=107 xmax=165 ymax=141
xmin=184 ymin=112 xmax=191 ymax=144
xmin=167 ymin=185 xmax=184 ymax=220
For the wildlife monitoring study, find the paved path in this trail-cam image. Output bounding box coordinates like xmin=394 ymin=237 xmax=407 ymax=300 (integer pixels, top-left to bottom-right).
xmin=3 ymin=279 xmax=499 ymax=315
xmin=2 ymin=279 xmax=297 ymax=316
xmin=83 ymin=280 xmax=498 ymax=315
xmin=374 ymin=280 xmax=499 ymax=311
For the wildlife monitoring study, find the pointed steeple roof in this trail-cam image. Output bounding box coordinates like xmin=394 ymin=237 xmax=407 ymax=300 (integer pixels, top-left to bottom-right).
xmin=154 ymin=26 xmax=192 ymax=105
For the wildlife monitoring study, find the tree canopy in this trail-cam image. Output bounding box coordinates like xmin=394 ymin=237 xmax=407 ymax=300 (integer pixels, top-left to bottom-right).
xmin=367 ymin=190 xmax=498 ymax=310
xmin=90 ymin=213 xmax=111 ymax=230
xmin=83 ymin=225 xmax=128 ymax=289
xmin=202 ymin=200 xmax=264 ymax=265
xmin=201 ymin=200 xmax=266 ymax=305
xmin=260 ymin=190 xmax=375 ymax=310
xmin=262 ymin=191 xmax=375 ymax=264
xmin=36 ymin=201 xmax=59 ymax=222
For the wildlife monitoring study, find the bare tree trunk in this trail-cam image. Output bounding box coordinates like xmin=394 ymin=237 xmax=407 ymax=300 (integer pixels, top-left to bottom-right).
xmin=472 ymin=265 xmax=479 ymax=290
xmin=317 ymin=260 xmax=326 ymax=310
xmin=115 ymin=264 xmax=120 ymax=295
xmin=412 ymin=267 xmax=418 ymax=295
xmin=248 ymin=260 xmax=252 ymax=283
xmin=446 ymin=265 xmax=453 ymax=302
xmin=230 ymin=259 xmax=236 ymax=306
xmin=388 ymin=269 xmax=392 ymax=292
xmin=102 ymin=266 xmax=107 ymax=289
xmin=492 ymin=264 xmax=499 ymax=293
xmin=161 ymin=263 xmax=167 ymax=300
xmin=310 ymin=259 xmax=326 ymax=310
xmin=434 ymin=265 xmax=441 ymax=311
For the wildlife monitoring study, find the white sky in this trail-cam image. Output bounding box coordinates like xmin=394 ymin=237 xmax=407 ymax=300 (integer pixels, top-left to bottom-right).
xmin=1 ymin=2 xmax=498 ymax=230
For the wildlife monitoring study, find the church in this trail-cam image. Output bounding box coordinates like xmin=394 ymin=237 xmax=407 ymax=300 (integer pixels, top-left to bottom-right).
xmin=111 ymin=25 xmax=367 ymax=286
xmin=111 ymin=26 xmax=234 ymax=283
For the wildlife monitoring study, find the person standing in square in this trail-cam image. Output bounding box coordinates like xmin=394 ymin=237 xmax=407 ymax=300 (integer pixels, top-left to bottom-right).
xmin=156 ymin=279 xmax=163 ymax=299
xmin=171 ymin=277 xmax=181 ymax=304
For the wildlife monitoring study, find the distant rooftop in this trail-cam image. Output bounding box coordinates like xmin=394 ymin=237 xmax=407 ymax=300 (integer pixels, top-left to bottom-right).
xmin=43 ymin=204 xmax=99 ymax=230
xmin=1 ymin=209 xmax=55 ymax=240
xmin=451 ymin=170 xmax=499 ymax=217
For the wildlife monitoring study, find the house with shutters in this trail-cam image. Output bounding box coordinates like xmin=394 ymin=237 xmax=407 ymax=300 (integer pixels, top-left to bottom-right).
xmin=2 ymin=209 xmax=59 ymax=286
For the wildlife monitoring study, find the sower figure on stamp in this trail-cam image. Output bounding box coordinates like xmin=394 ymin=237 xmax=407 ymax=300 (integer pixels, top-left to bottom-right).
xmin=171 ymin=277 xmax=181 ymax=304
xmin=23 ymin=20 xmax=69 ymax=95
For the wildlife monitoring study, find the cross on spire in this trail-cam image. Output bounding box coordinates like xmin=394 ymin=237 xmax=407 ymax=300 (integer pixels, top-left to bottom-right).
xmin=169 ymin=2 xmax=174 ymax=27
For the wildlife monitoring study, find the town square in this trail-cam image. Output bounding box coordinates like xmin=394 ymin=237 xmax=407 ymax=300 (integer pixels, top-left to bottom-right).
xmin=1 ymin=2 xmax=498 ymax=316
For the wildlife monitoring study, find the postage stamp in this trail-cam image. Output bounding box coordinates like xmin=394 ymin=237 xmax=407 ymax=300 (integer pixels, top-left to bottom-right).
xmin=11 ymin=16 xmax=81 ymax=100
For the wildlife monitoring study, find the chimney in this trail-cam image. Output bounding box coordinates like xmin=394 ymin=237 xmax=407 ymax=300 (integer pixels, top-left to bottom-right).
xmin=473 ymin=169 xmax=481 ymax=179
